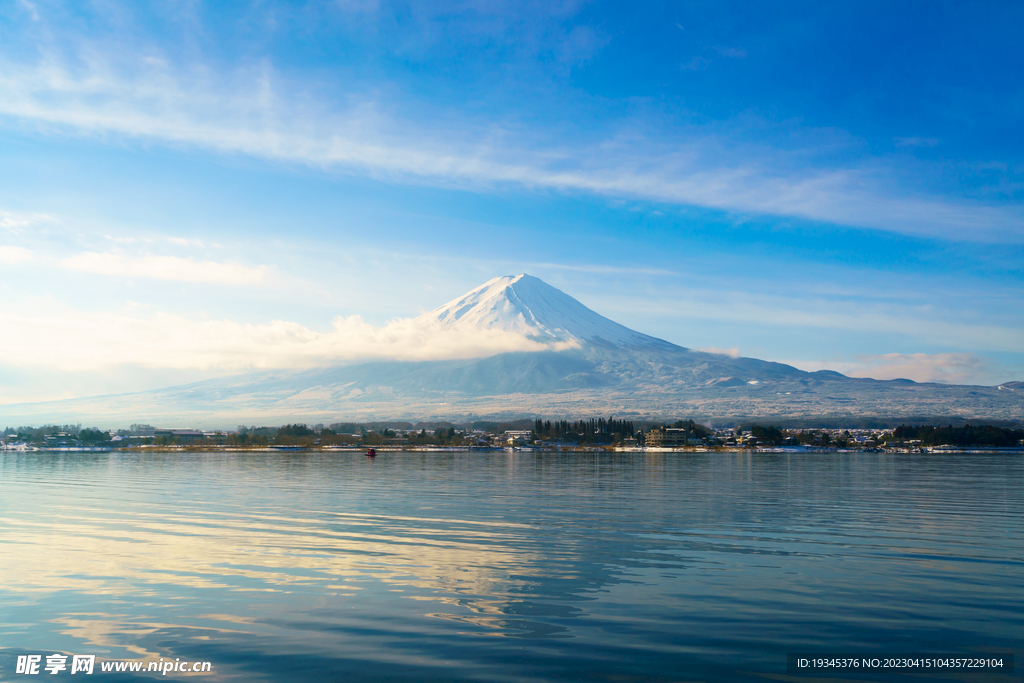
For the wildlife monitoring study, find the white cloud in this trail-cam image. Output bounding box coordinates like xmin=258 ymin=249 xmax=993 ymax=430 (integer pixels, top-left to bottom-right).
xmin=790 ymin=353 xmax=994 ymax=385
xmin=0 ymin=303 xmax=576 ymax=375
xmin=698 ymin=346 xmax=739 ymax=357
xmin=0 ymin=52 xmax=1020 ymax=242
xmin=61 ymin=252 xmax=268 ymax=285
xmin=0 ymin=246 xmax=34 ymax=264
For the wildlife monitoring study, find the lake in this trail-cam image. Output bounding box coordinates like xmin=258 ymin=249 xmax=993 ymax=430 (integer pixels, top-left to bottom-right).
xmin=0 ymin=450 xmax=1020 ymax=682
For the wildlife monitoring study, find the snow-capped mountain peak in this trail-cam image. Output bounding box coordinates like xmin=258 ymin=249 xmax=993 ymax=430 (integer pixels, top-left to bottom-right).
xmin=417 ymin=274 xmax=672 ymax=348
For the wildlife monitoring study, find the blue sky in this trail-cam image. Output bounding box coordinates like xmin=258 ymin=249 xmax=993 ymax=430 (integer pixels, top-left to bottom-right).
xmin=0 ymin=0 xmax=1022 ymax=402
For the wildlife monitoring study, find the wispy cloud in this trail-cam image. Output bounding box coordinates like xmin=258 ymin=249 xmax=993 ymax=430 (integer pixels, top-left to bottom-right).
xmin=14 ymin=0 xmax=39 ymax=22
xmin=895 ymin=137 xmax=939 ymax=148
xmin=598 ymin=287 xmax=1024 ymax=353
xmin=0 ymin=51 xmax=1020 ymax=242
xmin=791 ymin=353 xmax=994 ymax=385
xmin=524 ymin=262 xmax=678 ymax=276
xmin=0 ymin=210 xmax=54 ymax=233
xmin=680 ymin=56 xmax=710 ymax=71
xmin=711 ymin=46 xmax=746 ymax=58
xmin=167 ymin=237 xmax=205 ymax=248
xmin=61 ymin=252 xmax=268 ymax=285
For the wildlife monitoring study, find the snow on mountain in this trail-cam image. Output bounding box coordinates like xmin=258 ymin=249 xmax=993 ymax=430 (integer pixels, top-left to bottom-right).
xmin=418 ymin=274 xmax=673 ymax=348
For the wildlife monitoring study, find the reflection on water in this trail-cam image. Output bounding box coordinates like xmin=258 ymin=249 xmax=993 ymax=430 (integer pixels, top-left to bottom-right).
xmin=0 ymin=451 xmax=1021 ymax=682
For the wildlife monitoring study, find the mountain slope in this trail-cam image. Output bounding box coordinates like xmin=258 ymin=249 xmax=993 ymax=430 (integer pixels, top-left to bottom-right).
xmin=1 ymin=274 xmax=1021 ymax=426
xmin=420 ymin=274 xmax=675 ymax=349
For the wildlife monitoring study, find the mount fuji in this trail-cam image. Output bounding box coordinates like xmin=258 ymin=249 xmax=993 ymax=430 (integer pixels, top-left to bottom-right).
xmin=419 ymin=274 xmax=671 ymax=349
xmin=1 ymin=275 xmax=1021 ymax=426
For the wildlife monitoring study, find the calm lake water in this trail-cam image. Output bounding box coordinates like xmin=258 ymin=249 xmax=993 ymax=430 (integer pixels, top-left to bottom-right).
xmin=0 ymin=450 xmax=1021 ymax=682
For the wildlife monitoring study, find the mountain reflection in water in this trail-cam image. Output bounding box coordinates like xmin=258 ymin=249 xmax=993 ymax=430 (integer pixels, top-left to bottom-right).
xmin=0 ymin=450 xmax=1021 ymax=682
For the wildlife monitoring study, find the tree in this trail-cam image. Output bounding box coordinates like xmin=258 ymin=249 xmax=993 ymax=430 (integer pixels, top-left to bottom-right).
xmin=277 ymin=424 xmax=314 ymax=438
xmin=80 ymin=428 xmax=111 ymax=442
xmin=751 ymin=425 xmax=783 ymax=445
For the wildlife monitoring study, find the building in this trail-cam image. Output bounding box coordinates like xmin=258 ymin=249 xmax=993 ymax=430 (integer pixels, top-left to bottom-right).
xmin=645 ymin=428 xmax=701 ymax=447
xmin=154 ymin=428 xmax=205 ymax=444
xmin=504 ymin=430 xmax=533 ymax=445
xmin=203 ymin=431 xmax=227 ymax=445
xmin=44 ymin=433 xmax=77 ymax=447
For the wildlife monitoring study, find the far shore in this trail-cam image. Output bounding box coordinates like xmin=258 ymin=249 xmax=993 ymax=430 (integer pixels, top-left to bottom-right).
xmin=5 ymin=445 xmax=1023 ymax=454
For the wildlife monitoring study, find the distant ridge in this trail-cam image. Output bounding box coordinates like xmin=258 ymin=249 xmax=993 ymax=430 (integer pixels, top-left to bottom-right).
xmin=1 ymin=274 xmax=1021 ymax=426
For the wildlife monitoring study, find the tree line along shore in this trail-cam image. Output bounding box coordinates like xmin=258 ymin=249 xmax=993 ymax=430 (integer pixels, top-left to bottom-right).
xmin=3 ymin=419 xmax=1023 ymax=450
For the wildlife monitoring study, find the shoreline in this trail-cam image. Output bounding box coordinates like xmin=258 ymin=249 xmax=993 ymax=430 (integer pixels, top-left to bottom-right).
xmin=4 ymin=445 xmax=1023 ymax=454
